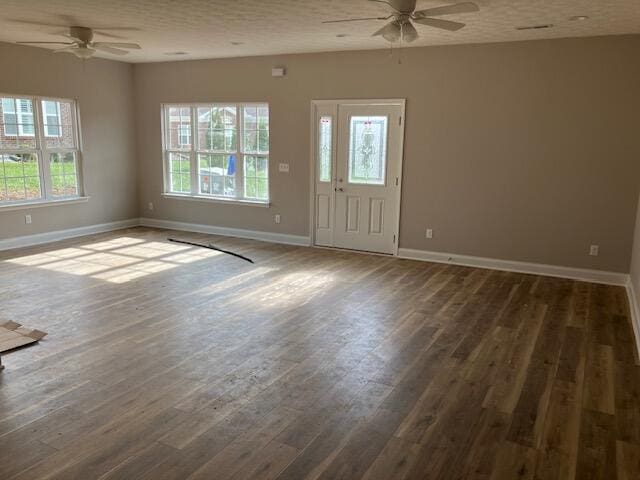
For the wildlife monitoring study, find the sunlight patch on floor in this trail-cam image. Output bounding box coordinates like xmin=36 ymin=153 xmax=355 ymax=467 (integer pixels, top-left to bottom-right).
xmin=5 ymin=237 xmax=223 ymax=283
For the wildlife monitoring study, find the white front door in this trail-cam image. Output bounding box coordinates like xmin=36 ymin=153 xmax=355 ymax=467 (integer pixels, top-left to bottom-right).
xmin=313 ymin=101 xmax=404 ymax=255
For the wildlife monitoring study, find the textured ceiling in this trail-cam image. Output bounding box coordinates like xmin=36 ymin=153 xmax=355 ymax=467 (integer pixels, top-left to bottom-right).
xmin=0 ymin=0 xmax=638 ymax=63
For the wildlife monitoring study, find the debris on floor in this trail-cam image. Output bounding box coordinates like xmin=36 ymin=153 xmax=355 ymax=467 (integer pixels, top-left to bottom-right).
xmin=168 ymin=238 xmax=254 ymax=263
xmin=0 ymin=321 xmax=48 ymax=369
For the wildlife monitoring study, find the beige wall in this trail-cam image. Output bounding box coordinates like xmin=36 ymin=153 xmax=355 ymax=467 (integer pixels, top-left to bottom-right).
xmin=0 ymin=42 xmax=138 ymax=239
xmin=631 ymin=194 xmax=640 ymax=302
xmin=135 ymin=35 xmax=640 ymax=273
xmin=3 ymin=36 xmax=639 ymax=274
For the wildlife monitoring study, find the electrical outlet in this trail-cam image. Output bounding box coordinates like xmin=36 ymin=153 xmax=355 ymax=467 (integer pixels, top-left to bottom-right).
xmin=25 ymin=214 xmax=32 ymax=224
xmin=589 ymin=245 xmax=599 ymax=256
xmin=426 ymin=228 xmax=433 ymax=239
xmin=278 ymin=163 xmax=289 ymax=173
xmin=274 ymin=214 xmax=281 ymax=224
xmin=148 ymin=202 xmax=154 ymax=211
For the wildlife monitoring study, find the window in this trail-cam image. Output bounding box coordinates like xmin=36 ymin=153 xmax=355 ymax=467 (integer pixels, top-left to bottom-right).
xmin=318 ymin=116 xmax=332 ymax=182
xmin=0 ymin=95 xmax=81 ymax=204
xmin=163 ymin=103 xmax=269 ymax=203
xmin=42 ymin=100 xmax=62 ymax=138
xmin=2 ymin=98 xmax=35 ymax=137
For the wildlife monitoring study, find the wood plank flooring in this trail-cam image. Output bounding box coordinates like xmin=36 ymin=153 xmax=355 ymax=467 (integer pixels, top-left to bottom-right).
xmin=0 ymin=227 xmax=638 ymax=479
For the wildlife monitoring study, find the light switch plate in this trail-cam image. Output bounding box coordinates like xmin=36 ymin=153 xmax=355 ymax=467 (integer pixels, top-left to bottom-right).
xmin=279 ymin=163 xmax=289 ymax=173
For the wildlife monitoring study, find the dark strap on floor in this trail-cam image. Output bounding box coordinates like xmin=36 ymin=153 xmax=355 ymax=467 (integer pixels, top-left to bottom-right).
xmin=168 ymin=238 xmax=254 ymax=263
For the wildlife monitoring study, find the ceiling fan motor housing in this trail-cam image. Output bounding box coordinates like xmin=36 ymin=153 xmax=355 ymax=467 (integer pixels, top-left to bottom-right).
xmin=69 ymin=26 xmax=93 ymax=44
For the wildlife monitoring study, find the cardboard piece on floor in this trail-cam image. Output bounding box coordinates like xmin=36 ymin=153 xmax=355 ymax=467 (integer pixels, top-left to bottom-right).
xmin=0 ymin=320 xmax=47 ymax=353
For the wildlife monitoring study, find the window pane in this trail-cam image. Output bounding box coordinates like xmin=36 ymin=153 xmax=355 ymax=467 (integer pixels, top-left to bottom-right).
xmin=243 ymin=130 xmax=257 ymax=153
xmin=0 ymin=97 xmax=36 ymax=148
xmin=42 ymin=99 xmax=75 ymax=148
xmin=242 ymin=105 xmax=269 ymax=154
xmin=198 ymin=153 xmax=235 ymax=197
xmin=167 ymin=106 xmax=192 ymax=150
xmin=0 ymin=153 xmax=41 ymax=201
xmin=243 ymin=106 xmax=258 ymax=130
xmin=256 ymin=157 xmax=268 ymax=178
xmin=245 ymin=155 xmax=256 ymax=177
xmin=169 ymin=152 xmax=191 ymax=193
xmin=244 ymin=155 xmax=268 ymax=200
xmin=197 ymin=106 xmax=236 ymax=152
xmin=50 ymin=152 xmax=78 ymax=197
xmin=244 ymin=177 xmax=256 ymax=199
xmin=255 ymin=178 xmax=268 ymax=200
xmin=318 ymin=116 xmax=332 ymax=182
xmin=348 ymin=116 xmax=387 ymax=185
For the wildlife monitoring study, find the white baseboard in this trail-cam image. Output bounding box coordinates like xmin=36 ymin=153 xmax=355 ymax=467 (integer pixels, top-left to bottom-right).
xmin=0 ymin=218 xmax=139 ymax=252
xmin=626 ymin=277 xmax=640 ymax=357
xmin=398 ymin=248 xmax=627 ymax=286
xmin=138 ymin=217 xmax=311 ymax=247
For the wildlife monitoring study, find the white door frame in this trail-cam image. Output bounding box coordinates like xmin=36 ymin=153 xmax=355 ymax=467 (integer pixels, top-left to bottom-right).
xmin=309 ymin=98 xmax=406 ymax=255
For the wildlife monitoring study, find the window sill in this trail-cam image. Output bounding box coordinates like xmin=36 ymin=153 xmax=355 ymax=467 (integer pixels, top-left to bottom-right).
xmin=162 ymin=193 xmax=270 ymax=208
xmin=0 ymin=196 xmax=90 ymax=212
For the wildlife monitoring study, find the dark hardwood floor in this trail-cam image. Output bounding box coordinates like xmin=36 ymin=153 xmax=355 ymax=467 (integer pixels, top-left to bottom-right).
xmin=0 ymin=227 xmax=638 ymax=479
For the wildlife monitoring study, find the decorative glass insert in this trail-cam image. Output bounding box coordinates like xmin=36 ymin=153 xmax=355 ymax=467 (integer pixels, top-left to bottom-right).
xmin=0 ymin=153 xmax=41 ymax=201
xmin=318 ymin=116 xmax=332 ymax=182
xmin=244 ymin=155 xmax=268 ymax=200
xmin=49 ymin=152 xmax=78 ymax=197
xmin=348 ymin=116 xmax=388 ymax=185
xmin=168 ymin=152 xmax=191 ymax=193
xmin=199 ymin=154 xmax=236 ymax=197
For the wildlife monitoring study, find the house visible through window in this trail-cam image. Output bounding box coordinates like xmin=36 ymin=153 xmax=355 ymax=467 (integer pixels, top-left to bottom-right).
xmin=163 ymin=103 xmax=269 ymax=202
xmin=2 ymin=98 xmax=35 ymax=137
xmin=0 ymin=95 xmax=82 ymax=204
xmin=43 ymin=100 xmax=62 ymax=137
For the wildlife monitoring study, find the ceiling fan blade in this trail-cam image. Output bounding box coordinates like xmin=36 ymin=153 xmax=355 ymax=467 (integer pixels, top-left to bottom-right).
xmin=17 ymin=41 xmax=75 ymax=45
xmin=93 ymin=42 xmax=141 ymax=49
xmin=414 ymin=2 xmax=479 ymax=18
xmin=369 ymin=0 xmax=416 ymax=13
xmin=413 ymin=17 xmax=466 ymax=31
xmin=53 ymin=46 xmax=78 ymax=53
xmin=92 ymin=44 xmax=129 ymax=55
xmin=373 ymin=21 xmax=401 ymax=42
xmin=6 ymin=19 xmax=68 ymax=27
xmin=92 ymin=30 xmax=128 ymax=40
xmin=402 ymin=22 xmax=419 ymax=42
xmin=322 ymin=16 xmax=390 ymax=24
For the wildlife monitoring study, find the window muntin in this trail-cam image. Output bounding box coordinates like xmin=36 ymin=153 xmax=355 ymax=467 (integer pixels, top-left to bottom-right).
xmin=163 ymin=103 xmax=269 ymax=203
xmin=0 ymin=94 xmax=81 ymax=205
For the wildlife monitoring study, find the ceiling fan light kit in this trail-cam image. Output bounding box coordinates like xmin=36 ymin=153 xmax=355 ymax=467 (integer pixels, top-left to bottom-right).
xmin=324 ymin=0 xmax=479 ymax=43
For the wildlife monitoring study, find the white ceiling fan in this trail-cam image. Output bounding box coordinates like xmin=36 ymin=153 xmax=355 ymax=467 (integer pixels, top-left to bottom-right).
xmin=16 ymin=26 xmax=141 ymax=59
xmin=323 ymin=0 xmax=480 ymax=43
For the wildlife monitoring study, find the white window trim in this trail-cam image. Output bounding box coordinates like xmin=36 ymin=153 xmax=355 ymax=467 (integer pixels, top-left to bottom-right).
xmin=0 ymin=196 xmax=90 ymax=212
xmin=0 ymin=93 xmax=84 ymax=207
xmin=161 ymin=102 xmax=270 ymax=205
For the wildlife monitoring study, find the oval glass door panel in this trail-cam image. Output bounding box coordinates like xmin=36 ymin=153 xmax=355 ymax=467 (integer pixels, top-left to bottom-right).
xmin=348 ymin=116 xmax=388 ymax=185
